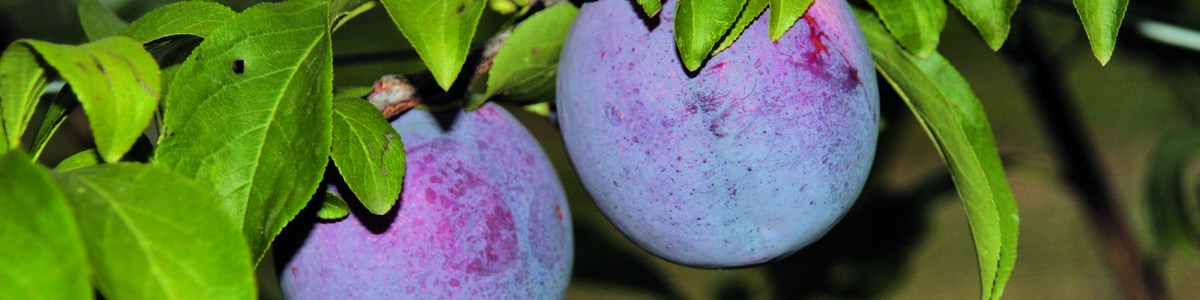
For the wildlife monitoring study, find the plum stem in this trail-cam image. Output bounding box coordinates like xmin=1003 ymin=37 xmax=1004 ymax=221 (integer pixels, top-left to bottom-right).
xmin=1004 ymin=8 xmax=1167 ymax=300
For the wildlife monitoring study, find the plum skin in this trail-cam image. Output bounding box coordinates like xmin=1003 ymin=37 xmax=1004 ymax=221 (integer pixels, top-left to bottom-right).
xmin=556 ymin=0 xmax=879 ymax=267
xmin=278 ymin=103 xmax=573 ymax=299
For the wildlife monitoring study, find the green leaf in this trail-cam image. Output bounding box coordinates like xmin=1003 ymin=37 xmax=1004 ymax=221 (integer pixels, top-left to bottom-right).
xmin=768 ymin=0 xmax=813 ymax=41
xmin=155 ymin=0 xmax=334 ymax=263
xmin=30 ymin=85 xmax=79 ymax=160
xmin=1073 ymin=0 xmax=1128 ymax=65
xmin=638 ymin=0 xmax=663 ymax=17
xmin=713 ymin=0 xmax=766 ymax=55
xmin=56 ymin=163 xmax=256 ymax=299
xmin=0 ymin=151 xmax=91 ymax=299
xmin=855 ymin=9 xmax=1018 ymax=300
xmin=1145 ymin=128 xmax=1200 ymax=257
xmin=379 ymin=0 xmax=485 ymax=90
xmin=946 ymin=0 xmax=1018 ymax=50
xmin=331 ymin=94 xmax=406 ymax=215
xmin=318 ymin=191 xmax=351 ymax=220
xmin=329 ymin=0 xmax=377 ymax=33
xmin=56 ymin=149 xmax=101 ymax=172
xmin=0 ymin=41 xmax=48 ymax=150
xmin=866 ymin=0 xmax=946 ymax=57
xmin=675 ymin=0 xmax=746 ymax=72
xmin=479 ymin=3 xmax=578 ymax=106
xmin=1 ymin=37 xmax=161 ymax=163
xmin=78 ymin=0 xmax=128 ymax=41
xmin=120 ymin=1 xmax=236 ymax=43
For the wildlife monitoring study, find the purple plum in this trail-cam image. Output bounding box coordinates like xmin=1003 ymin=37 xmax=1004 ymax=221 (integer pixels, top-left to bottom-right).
xmin=279 ymin=103 xmax=573 ymax=298
xmin=556 ymin=0 xmax=878 ymax=267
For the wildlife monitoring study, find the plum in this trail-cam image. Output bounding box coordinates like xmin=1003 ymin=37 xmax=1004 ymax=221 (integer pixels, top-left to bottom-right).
xmin=278 ymin=103 xmax=573 ymax=298
xmin=556 ymin=0 xmax=878 ymax=267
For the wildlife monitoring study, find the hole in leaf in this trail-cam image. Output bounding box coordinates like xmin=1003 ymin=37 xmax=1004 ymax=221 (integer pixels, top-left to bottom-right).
xmin=232 ymin=59 xmax=245 ymax=75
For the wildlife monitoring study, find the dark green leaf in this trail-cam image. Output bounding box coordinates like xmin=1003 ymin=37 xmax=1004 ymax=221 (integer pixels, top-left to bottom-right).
xmin=379 ymin=0 xmax=485 ymax=90
xmin=638 ymin=0 xmax=663 ymax=17
xmin=29 ymin=85 xmax=78 ymax=160
xmin=713 ymin=0 xmax=766 ymax=55
xmin=856 ymin=9 xmax=1018 ymax=300
xmin=1073 ymin=0 xmax=1128 ymax=65
xmin=866 ymin=0 xmax=946 ymax=57
xmin=0 ymin=151 xmax=91 ymax=299
xmin=56 ymin=163 xmax=255 ymax=299
xmin=120 ymin=1 xmax=236 ymax=43
xmin=0 ymin=41 xmax=47 ymax=150
xmin=155 ymin=0 xmax=334 ymax=263
xmin=1145 ymin=128 xmax=1200 ymax=256
xmin=1 ymin=37 xmax=161 ymax=163
xmin=768 ymin=0 xmax=813 ymax=41
xmin=56 ymin=149 xmax=101 ymax=172
xmin=318 ymin=191 xmax=351 ymax=220
xmin=331 ymin=94 xmax=405 ymax=215
xmin=675 ymin=0 xmax=746 ymax=71
xmin=480 ymin=3 xmax=578 ymax=105
xmin=78 ymin=0 xmax=128 ymax=41
xmin=947 ymin=0 xmax=1018 ymax=50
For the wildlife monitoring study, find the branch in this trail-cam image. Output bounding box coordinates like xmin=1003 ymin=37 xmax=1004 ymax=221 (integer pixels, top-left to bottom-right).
xmin=1004 ymin=10 xmax=1167 ymax=300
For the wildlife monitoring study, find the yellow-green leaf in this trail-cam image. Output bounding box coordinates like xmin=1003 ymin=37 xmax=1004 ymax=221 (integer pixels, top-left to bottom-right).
xmin=856 ymin=9 xmax=1019 ymax=300
xmin=57 ymin=163 xmax=256 ymax=299
xmin=947 ymin=0 xmax=1018 ymax=50
xmin=1073 ymin=0 xmax=1128 ymax=65
xmin=675 ymin=0 xmax=746 ymax=72
xmin=866 ymin=0 xmax=946 ymax=57
xmin=768 ymin=0 xmax=813 ymax=41
xmin=379 ymin=0 xmax=486 ymax=90
xmin=0 ymin=37 xmax=161 ymax=163
xmin=713 ymin=0 xmax=766 ymax=55
xmin=155 ymin=0 xmax=334 ymax=263
xmin=0 ymin=151 xmax=91 ymax=299
xmin=331 ymin=93 xmax=406 ymax=215
xmin=480 ymin=3 xmax=578 ymax=105
xmin=120 ymin=1 xmax=236 ymax=43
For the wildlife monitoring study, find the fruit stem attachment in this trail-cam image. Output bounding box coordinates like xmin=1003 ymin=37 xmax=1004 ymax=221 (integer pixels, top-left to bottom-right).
xmin=369 ymin=74 xmax=421 ymax=119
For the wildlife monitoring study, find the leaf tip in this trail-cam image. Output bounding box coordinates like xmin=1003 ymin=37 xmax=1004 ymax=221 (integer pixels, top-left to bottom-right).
xmin=1094 ymin=47 xmax=1114 ymax=66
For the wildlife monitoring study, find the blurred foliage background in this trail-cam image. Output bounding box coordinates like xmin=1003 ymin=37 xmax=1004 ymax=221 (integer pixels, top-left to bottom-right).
xmin=4 ymin=0 xmax=1200 ymax=299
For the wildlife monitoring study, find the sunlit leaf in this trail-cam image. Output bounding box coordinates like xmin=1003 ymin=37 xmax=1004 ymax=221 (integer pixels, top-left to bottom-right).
xmin=155 ymin=0 xmax=334 ymax=263
xmin=56 ymin=163 xmax=256 ymax=299
xmin=331 ymin=93 xmax=406 ymax=215
xmin=379 ymin=0 xmax=485 ymax=90
xmin=0 ymin=41 xmax=47 ymax=150
xmin=713 ymin=0 xmax=766 ymax=55
xmin=768 ymin=0 xmax=813 ymax=41
xmin=479 ymin=3 xmax=578 ymax=106
xmin=120 ymin=1 xmax=236 ymax=43
xmin=1073 ymin=0 xmax=1128 ymax=65
xmin=0 ymin=151 xmax=91 ymax=299
xmin=856 ymin=9 xmax=1018 ymax=300
xmin=0 ymin=37 xmax=160 ymax=163
xmin=317 ymin=191 xmax=351 ymax=220
xmin=637 ymin=0 xmax=663 ymax=17
xmin=675 ymin=0 xmax=746 ymax=71
xmin=55 ymin=149 xmax=101 ymax=172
